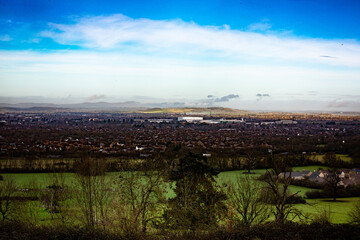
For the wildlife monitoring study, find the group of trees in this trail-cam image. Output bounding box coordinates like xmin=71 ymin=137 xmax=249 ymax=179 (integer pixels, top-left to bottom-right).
xmin=163 ymin=152 xmax=227 ymax=230
xmin=1 ymin=152 xmax=360 ymax=236
xmin=3 ymin=147 xmax=359 ymax=174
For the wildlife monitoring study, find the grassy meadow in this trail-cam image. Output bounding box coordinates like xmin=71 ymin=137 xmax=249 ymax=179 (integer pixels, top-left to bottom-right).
xmin=217 ymin=166 xmax=358 ymax=224
xmin=2 ymin=164 xmax=359 ymax=224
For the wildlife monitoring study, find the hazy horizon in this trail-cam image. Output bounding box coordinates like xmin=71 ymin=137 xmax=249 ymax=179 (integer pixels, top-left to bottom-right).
xmin=1 ymin=0 xmax=360 ymax=112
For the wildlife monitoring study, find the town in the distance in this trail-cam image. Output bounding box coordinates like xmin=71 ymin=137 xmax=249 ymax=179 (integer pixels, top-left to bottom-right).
xmin=1 ymin=106 xmax=360 ymax=238
xmin=1 ymin=107 xmax=359 ymax=172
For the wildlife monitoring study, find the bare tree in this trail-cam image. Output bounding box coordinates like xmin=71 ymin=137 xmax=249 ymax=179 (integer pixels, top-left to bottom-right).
xmin=349 ymin=200 xmax=360 ymax=225
xmin=20 ymin=178 xmax=42 ymax=225
xmin=226 ymin=174 xmax=271 ymax=226
xmin=0 ymin=177 xmax=17 ymax=221
xmin=263 ymin=156 xmax=302 ymax=224
xmin=40 ymin=173 xmax=70 ymax=220
xmin=325 ymin=168 xmax=342 ymax=201
xmin=73 ymin=154 xmax=113 ymax=229
xmin=243 ymin=150 xmax=260 ymax=174
xmin=112 ymin=159 xmax=166 ymax=234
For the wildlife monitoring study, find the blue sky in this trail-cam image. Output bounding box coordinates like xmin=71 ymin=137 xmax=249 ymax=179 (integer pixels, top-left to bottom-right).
xmin=0 ymin=0 xmax=360 ymax=111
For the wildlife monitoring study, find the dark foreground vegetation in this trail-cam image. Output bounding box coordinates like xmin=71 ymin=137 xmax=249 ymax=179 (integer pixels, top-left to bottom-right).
xmin=1 ymin=153 xmax=360 ymax=239
xmin=1 ymin=221 xmax=360 ymax=240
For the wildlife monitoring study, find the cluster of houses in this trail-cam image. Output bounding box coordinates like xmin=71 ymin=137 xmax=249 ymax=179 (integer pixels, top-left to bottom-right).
xmin=1 ymin=112 xmax=358 ymax=158
xmin=280 ymin=168 xmax=360 ymax=186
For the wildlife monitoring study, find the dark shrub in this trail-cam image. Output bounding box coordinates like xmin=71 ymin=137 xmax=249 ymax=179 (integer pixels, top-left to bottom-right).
xmin=306 ymin=184 xmax=360 ymax=199
xmin=290 ymin=178 xmax=324 ymax=189
xmin=286 ymin=194 xmax=306 ymax=204
xmin=306 ymin=190 xmax=324 ymax=199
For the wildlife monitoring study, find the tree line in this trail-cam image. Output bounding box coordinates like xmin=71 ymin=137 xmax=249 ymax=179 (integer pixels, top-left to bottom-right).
xmin=2 ymin=148 xmax=357 ymax=174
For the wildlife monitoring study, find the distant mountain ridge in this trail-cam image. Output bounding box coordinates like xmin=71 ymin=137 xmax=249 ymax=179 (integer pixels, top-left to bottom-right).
xmin=0 ymin=101 xmax=145 ymax=110
xmin=0 ymin=102 xmax=250 ymax=114
xmin=1 ymin=102 xmax=359 ymax=116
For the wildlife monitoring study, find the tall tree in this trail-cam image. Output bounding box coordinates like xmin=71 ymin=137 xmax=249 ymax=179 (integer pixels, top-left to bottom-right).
xmin=40 ymin=173 xmax=70 ymax=220
xmin=243 ymin=149 xmax=260 ymax=174
xmin=325 ymin=168 xmax=342 ymax=201
xmin=112 ymin=159 xmax=166 ymax=234
xmin=227 ymin=175 xmax=271 ymax=226
xmin=0 ymin=177 xmax=17 ymax=222
xmin=163 ymin=152 xmax=227 ymax=230
xmin=73 ymin=154 xmax=112 ymax=228
xmin=349 ymin=200 xmax=360 ymax=224
xmin=263 ymin=155 xmax=303 ymax=224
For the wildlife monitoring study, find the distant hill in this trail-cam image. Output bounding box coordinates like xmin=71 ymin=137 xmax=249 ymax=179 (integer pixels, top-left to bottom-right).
xmin=0 ymin=102 xmax=146 ymax=112
xmin=1 ymin=102 xmax=358 ymax=119
xmin=0 ymin=101 xmax=252 ymax=114
xmin=138 ymin=107 xmax=250 ymax=115
xmin=0 ymin=103 xmax=252 ymax=115
xmin=0 ymin=106 xmax=70 ymax=112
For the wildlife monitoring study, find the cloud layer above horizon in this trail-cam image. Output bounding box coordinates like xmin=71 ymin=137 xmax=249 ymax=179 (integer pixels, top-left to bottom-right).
xmin=39 ymin=14 xmax=360 ymax=67
xmin=1 ymin=13 xmax=360 ymax=111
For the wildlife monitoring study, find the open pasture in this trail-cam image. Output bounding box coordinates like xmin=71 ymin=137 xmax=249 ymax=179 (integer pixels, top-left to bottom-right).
xmin=2 ymin=165 xmax=359 ymax=223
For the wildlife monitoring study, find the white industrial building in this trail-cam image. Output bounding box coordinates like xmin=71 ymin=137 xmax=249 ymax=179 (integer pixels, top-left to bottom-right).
xmin=219 ymin=118 xmax=245 ymax=123
xmin=200 ymin=119 xmax=220 ymax=124
xmin=148 ymin=119 xmax=173 ymax=123
xmin=178 ymin=116 xmax=203 ymax=122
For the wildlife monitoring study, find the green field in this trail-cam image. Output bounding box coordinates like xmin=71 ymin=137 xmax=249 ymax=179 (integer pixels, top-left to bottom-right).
xmin=2 ymin=165 xmax=359 ymax=224
xmin=217 ymin=167 xmax=358 ymax=223
xmin=3 ymin=165 xmax=326 ymax=189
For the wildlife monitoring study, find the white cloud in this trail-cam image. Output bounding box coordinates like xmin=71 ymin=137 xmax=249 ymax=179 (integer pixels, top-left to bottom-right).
xmin=39 ymin=14 xmax=360 ymax=67
xmin=1 ymin=14 xmax=360 ymax=111
xmin=0 ymin=50 xmax=359 ymax=101
xmin=256 ymin=93 xmax=271 ymax=101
